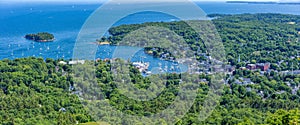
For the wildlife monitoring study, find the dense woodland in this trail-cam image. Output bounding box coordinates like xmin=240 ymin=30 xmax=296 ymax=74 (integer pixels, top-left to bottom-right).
xmin=1 ymin=13 xmax=300 ymax=124
xmin=104 ymin=13 xmax=300 ymax=71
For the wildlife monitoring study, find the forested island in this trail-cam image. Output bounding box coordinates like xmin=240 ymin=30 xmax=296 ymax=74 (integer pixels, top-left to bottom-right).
xmin=25 ymin=32 xmax=54 ymax=42
xmin=1 ymin=13 xmax=300 ymax=124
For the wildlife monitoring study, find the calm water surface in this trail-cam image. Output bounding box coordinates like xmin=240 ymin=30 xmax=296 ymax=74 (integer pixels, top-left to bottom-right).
xmin=0 ymin=2 xmax=299 ymax=71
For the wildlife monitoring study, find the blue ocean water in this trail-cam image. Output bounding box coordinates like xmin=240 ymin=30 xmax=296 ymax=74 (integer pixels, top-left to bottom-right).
xmin=0 ymin=2 xmax=300 ymax=63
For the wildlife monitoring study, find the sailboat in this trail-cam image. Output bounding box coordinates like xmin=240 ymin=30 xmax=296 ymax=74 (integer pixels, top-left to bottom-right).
xmin=164 ymin=63 xmax=168 ymax=71
xmin=170 ymin=65 xmax=175 ymax=71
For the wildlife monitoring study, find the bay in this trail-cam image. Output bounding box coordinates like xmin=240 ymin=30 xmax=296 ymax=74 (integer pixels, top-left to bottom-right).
xmin=0 ymin=2 xmax=299 ymax=72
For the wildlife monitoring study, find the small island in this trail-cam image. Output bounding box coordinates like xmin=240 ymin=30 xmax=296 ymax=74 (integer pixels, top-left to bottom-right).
xmin=25 ymin=32 xmax=54 ymax=42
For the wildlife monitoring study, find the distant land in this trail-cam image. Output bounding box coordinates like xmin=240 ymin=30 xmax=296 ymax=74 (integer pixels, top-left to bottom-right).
xmin=25 ymin=32 xmax=54 ymax=42
xmin=227 ymin=1 xmax=300 ymax=5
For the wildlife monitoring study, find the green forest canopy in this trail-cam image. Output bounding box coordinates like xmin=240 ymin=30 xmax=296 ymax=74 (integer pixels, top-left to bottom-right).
xmin=103 ymin=13 xmax=300 ymax=71
xmin=1 ymin=13 xmax=300 ymax=124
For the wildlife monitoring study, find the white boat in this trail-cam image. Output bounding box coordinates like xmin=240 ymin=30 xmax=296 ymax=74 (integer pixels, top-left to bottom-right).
xmin=170 ymin=66 xmax=175 ymax=71
xmin=132 ymin=62 xmax=150 ymax=73
xmin=145 ymin=71 xmax=152 ymax=75
xmin=164 ymin=66 xmax=168 ymax=71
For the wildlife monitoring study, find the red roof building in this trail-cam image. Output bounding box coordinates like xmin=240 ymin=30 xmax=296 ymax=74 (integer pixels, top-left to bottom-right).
xmin=256 ymin=63 xmax=270 ymax=71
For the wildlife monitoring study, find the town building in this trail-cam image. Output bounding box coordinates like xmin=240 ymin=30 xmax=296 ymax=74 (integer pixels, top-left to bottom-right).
xmin=247 ymin=64 xmax=256 ymax=70
xmin=69 ymin=60 xmax=85 ymax=65
xmin=225 ymin=65 xmax=235 ymax=72
xmin=256 ymin=63 xmax=270 ymax=71
xmin=235 ymin=78 xmax=254 ymax=85
xmin=245 ymin=63 xmax=270 ymax=71
xmin=58 ymin=61 xmax=67 ymax=65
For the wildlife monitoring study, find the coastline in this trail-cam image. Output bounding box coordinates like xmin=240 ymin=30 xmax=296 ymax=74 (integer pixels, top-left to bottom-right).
xmin=97 ymin=41 xmax=110 ymax=45
xmin=35 ymin=39 xmax=55 ymax=42
xmin=25 ymin=38 xmax=55 ymax=42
